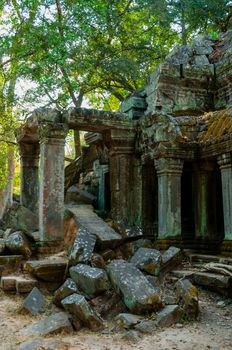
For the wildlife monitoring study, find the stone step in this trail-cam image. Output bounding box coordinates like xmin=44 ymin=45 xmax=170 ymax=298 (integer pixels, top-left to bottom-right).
xmin=171 ymin=269 xmax=232 ymax=296
xmin=1 ymin=274 xmax=38 ymax=293
xmin=24 ymin=258 xmax=67 ymax=282
xmin=185 ymin=252 xmax=232 ymax=266
xmin=0 ymin=255 xmax=23 ymax=275
xmin=66 ymin=205 xmax=122 ymax=249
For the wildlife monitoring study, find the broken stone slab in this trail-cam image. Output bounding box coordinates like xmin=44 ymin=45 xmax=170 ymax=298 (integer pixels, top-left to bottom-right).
xmin=6 ymin=231 xmax=32 ymax=258
xmin=172 ymin=270 xmax=232 ymax=296
xmin=0 ymin=239 xmax=5 ymax=254
xmin=113 ymin=220 xmax=143 ymax=239
xmin=161 ymin=246 xmax=183 ymax=273
xmin=2 ymin=203 xmax=38 ymax=233
xmin=16 ymin=277 xmax=38 ymax=293
xmin=62 ymin=293 xmax=103 ymax=331
xmin=156 ymin=305 xmax=180 ymax=327
xmin=115 ymin=313 xmax=142 ymax=329
xmin=24 ymin=258 xmax=67 ymax=282
xmin=175 ymin=279 xmax=199 ymax=319
xmin=19 ymin=338 xmax=69 ymax=350
xmin=20 ymin=312 xmax=73 ymax=336
xmin=0 ymin=255 xmax=23 ymax=275
xmin=66 ymin=206 xmax=122 ymax=248
xmin=19 ymin=287 xmax=45 ymax=315
xmin=1 ymin=276 xmax=17 ymax=291
xmin=70 ymin=264 xmax=110 ymax=297
xmin=135 ymin=320 xmax=157 ymax=334
xmin=130 ymin=248 xmax=161 ymax=276
xmin=107 ymin=260 xmax=161 ymax=313
xmin=53 ymin=278 xmax=79 ymax=306
xmin=69 ymin=228 xmax=96 ymax=266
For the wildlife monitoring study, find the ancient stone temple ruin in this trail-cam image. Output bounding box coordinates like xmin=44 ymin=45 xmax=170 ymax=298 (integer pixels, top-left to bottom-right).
xmin=15 ymin=30 xmax=232 ymax=256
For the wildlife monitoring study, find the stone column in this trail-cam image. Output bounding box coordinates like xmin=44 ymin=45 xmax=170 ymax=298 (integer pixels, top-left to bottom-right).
xmin=39 ymin=123 xmax=68 ymax=243
xmin=194 ymin=161 xmax=217 ymax=240
xmin=155 ymin=158 xmax=183 ymax=240
xmin=19 ymin=142 xmax=40 ymax=213
xmin=98 ymin=164 xmax=109 ymax=211
xmin=218 ymin=153 xmax=232 ymax=241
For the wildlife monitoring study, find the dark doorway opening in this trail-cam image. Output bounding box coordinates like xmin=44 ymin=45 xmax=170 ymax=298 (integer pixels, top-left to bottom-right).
xmin=181 ymin=162 xmax=195 ymax=242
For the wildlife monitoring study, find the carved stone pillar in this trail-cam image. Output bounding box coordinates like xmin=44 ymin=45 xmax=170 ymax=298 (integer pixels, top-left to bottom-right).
xmin=19 ymin=142 xmax=40 ymax=213
xmin=98 ymin=164 xmax=109 ymax=211
xmin=155 ymin=158 xmax=183 ymax=240
xmin=218 ymin=153 xmax=232 ymax=242
xmin=39 ymin=123 xmax=68 ymax=243
xmin=194 ymin=161 xmax=217 ymax=240
xmin=107 ymin=129 xmax=142 ymax=225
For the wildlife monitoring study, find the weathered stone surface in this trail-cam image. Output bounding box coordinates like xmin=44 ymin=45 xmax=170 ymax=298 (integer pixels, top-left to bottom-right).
xmin=0 ymin=255 xmax=22 ymax=275
xmin=70 ymin=264 xmax=110 ymax=297
xmin=172 ymin=270 xmax=232 ymax=296
xmin=90 ymin=253 xmax=106 ymax=269
xmin=130 ymin=248 xmax=161 ymax=276
xmin=0 ymin=239 xmax=5 ymax=254
xmin=107 ymin=260 xmax=161 ymax=313
xmin=53 ymin=278 xmax=79 ymax=306
xmin=62 ymin=293 xmax=103 ymax=331
xmin=2 ymin=203 xmax=38 ymax=233
xmin=3 ymin=228 xmax=14 ymax=239
xmin=66 ymin=205 xmax=122 ymax=248
xmin=6 ymin=231 xmax=31 ymax=258
xmin=20 ymin=312 xmax=73 ymax=336
xmin=133 ymin=239 xmax=154 ymax=251
xmin=135 ymin=320 xmax=157 ymax=334
xmin=1 ymin=276 xmax=17 ymax=291
xmin=90 ymin=291 xmax=126 ymax=319
xmin=16 ymin=277 xmax=38 ymax=293
xmin=69 ymin=228 xmax=96 ymax=266
xmin=175 ymin=279 xmax=199 ymax=319
xmin=0 ymin=229 xmax=4 ymax=238
xmin=115 ymin=313 xmax=142 ymax=329
xmin=156 ymin=305 xmax=180 ymax=327
xmin=20 ymin=287 xmax=45 ymax=315
xmin=161 ymin=246 xmax=183 ymax=273
xmin=113 ymin=221 xmax=143 ymax=239
xmin=24 ymin=259 xmax=67 ymax=282
xmin=122 ymin=330 xmax=142 ymax=343
xmin=19 ymin=338 xmax=69 ymax=350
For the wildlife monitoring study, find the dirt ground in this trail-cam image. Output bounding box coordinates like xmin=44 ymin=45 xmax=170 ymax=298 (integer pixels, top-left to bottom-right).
xmin=0 ymin=288 xmax=231 ymax=350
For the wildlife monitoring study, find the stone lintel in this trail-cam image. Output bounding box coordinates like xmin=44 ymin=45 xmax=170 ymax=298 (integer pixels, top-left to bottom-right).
xmin=154 ymin=158 xmax=184 ymax=176
xmin=39 ymin=122 xmax=68 ymax=144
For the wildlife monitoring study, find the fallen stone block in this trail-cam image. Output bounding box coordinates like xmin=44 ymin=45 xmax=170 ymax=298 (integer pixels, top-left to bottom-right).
xmin=161 ymin=246 xmax=183 ymax=273
xmin=19 ymin=338 xmax=69 ymax=350
xmin=113 ymin=221 xmax=143 ymax=239
xmin=20 ymin=312 xmax=73 ymax=336
xmin=19 ymin=287 xmax=45 ymax=315
xmin=69 ymin=228 xmax=96 ymax=266
xmin=2 ymin=203 xmax=38 ymax=233
xmin=156 ymin=305 xmax=180 ymax=327
xmin=175 ymin=279 xmax=199 ymax=319
xmin=90 ymin=291 xmax=126 ymax=319
xmin=135 ymin=320 xmax=157 ymax=334
xmin=0 ymin=239 xmax=5 ymax=254
xmin=115 ymin=313 xmax=142 ymax=329
xmin=1 ymin=276 xmax=17 ymax=291
xmin=53 ymin=278 xmax=79 ymax=306
xmin=62 ymin=293 xmax=103 ymax=331
xmin=122 ymin=330 xmax=142 ymax=343
xmin=3 ymin=228 xmax=14 ymax=239
xmin=130 ymin=248 xmax=161 ymax=276
xmin=0 ymin=255 xmax=22 ymax=275
xmin=16 ymin=277 xmax=38 ymax=293
xmin=24 ymin=258 xmax=67 ymax=282
xmin=66 ymin=206 xmax=122 ymax=249
xmin=70 ymin=264 xmax=110 ymax=298
xmin=107 ymin=260 xmax=161 ymax=313
xmin=6 ymin=231 xmax=31 ymax=258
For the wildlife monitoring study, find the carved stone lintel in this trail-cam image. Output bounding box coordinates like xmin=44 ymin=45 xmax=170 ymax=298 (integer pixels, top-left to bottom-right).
xmin=39 ymin=123 xmax=68 ymax=145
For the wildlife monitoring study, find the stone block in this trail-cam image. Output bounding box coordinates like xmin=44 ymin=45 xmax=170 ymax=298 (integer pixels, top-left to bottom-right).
xmin=24 ymin=258 xmax=67 ymax=282
xmin=6 ymin=231 xmax=32 ymax=258
xmin=62 ymin=293 xmax=103 ymax=331
xmin=2 ymin=203 xmax=38 ymax=233
xmin=1 ymin=276 xmax=17 ymax=291
xmin=20 ymin=312 xmax=73 ymax=336
xmin=53 ymin=278 xmax=79 ymax=306
xmin=113 ymin=221 xmax=143 ymax=239
xmin=20 ymin=287 xmax=45 ymax=315
xmin=161 ymin=246 xmax=183 ymax=273
xmin=130 ymin=248 xmax=162 ymax=276
xmin=156 ymin=305 xmax=180 ymax=327
xmin=0 ymin=255 xmax=22 ymax=275
xmin=69 ymin=228 xmax=96 ymax=266
xmin=0 ymin=239 xmax=5 ymax=254
xmin=70 ymin=264 xmax=110 ymax=297
xmin=175 ymin=279 xmax=199 ymax=319
xmin=16 ymin=277 xmax=38 ymax=293
xmin=135 ymin=320 xmax=157 ymax=334
xmin=107 ymin=260 xmax=161 ymax=313
xmin=115 ymin=313 xmax=142 ymax=329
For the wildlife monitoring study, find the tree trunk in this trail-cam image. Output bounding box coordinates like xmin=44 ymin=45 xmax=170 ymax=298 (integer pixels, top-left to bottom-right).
xmin=6 ymin=144 xmax=15 ymax=208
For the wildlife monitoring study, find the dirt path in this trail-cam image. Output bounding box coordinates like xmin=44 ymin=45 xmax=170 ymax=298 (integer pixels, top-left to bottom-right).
xmin=0 ymin=289 xmax=231 ymax=350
